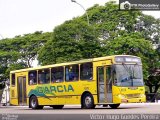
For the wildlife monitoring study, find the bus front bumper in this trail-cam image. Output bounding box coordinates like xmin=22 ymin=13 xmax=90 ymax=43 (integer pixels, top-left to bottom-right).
xmin=113 ymin=96 xmax=146 ymax=103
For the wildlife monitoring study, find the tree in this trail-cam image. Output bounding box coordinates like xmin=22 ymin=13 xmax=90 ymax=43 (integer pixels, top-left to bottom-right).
xmin=145 ymin=46 xmax=160 ymax=93
xmin=0 ymin=38 xmax=19 ymax=81
xmin=0 ymin=31 xmax=51 ymax=82
xmin=104 ymin=33 xmax=155 ymax=78
xmin=38 ymin=20 xmax=102 ymax=65
xmin=38 ymin=2 xmax=160 ymax=93
xmin=0 ymin=2 xmax=159 ymax=93
xmin=15 ymin=31 xmax=51 ymax=67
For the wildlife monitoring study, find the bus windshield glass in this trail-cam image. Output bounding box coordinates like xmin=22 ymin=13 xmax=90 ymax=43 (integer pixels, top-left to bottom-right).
xmin=114 ymin=64 xmax=144 ymax=87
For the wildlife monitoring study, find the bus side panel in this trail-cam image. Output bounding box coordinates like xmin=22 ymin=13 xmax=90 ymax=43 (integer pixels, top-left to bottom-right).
xmin=27 ymin=80 xmax=98 ymax=106
xmin=65 ymin=81 xmax=97 ymax=105
xmin=10 ymin=89 xmax=18 ymax=105
xmin=37 ymin=97 xmax=58 ymax=105
xmin=38 ymin=96 xmax=80 ymax=105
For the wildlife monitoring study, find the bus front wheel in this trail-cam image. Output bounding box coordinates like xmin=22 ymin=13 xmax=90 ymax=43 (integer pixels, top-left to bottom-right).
xmin=109 ymin=104 xmax=120 ymax=109
xmin=82 ymin=93 xmax=95 ymax=109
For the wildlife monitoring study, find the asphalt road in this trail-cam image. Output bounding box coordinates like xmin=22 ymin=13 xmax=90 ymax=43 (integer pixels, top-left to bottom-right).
xmin=0 ymin=103 xmax=160 ymax=120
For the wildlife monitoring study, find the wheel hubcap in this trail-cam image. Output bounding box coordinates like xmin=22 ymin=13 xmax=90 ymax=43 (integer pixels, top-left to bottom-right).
xmin=85 ymin=96 xmax=92 ymax=106
xmin=31 ymin=99 xmax=36 ymax=108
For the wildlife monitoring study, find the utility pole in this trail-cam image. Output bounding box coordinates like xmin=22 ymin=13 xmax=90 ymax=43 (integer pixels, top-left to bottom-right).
xmin=71 ymin=0 xmax=90 ymax=26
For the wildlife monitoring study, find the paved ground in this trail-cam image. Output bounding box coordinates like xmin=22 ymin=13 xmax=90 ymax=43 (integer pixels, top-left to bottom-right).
xmin=0 ymin=103 xmax=160 ymax=120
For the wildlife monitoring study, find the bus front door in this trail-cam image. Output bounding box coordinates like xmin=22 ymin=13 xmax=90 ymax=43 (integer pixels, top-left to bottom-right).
xmin=97 ymin=66 xmax=112 ymax=103
xmin=17 ymin=76 xmax=27 ymax=105
xmin=97 ymin=67 xmax=106 ymax=103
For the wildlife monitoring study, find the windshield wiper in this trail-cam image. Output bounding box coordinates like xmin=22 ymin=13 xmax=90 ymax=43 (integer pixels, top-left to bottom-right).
xmin=122 ymin=63 xmax=133 ymax=78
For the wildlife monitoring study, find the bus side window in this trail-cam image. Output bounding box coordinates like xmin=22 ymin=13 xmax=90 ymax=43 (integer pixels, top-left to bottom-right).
xmin=38 ymin=69 xmax=50 ymax=84
xmin=65 ymin=64 xmax=79 ymax=82
xmin=29 ymin=71 xmax=37 ymax=85
xmin=11 ymin=74 xmax=15 ymax=86
xmin=51 ymin=67 xmax=64 ymax=83
xmin=80 ymin=62 xmax=93 ymax=80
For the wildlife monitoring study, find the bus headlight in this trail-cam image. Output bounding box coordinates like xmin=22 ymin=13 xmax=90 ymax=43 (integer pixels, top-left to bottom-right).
xmin=140 ymin=94 xmax=145 ymax=98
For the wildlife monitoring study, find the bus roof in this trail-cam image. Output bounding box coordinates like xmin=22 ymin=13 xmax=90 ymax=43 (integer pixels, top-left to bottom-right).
xmin=10 ymin=55 xmax=139 ymax=73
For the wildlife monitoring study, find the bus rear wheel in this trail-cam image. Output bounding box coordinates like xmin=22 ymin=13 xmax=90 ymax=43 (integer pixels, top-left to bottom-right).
xmin=82 ymin=93 xmax=95 ymax=109
xmin=52 ymin=105 xmax=64 ymax=109
xmin=30 ymin=96 xmax=43 ymax=109
xmin=109 ymin=104 xmax=120 ymax=109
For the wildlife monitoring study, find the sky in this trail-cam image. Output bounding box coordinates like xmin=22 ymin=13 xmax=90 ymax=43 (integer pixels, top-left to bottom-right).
xmin=0 ymin=0 xmax=160 ymax=39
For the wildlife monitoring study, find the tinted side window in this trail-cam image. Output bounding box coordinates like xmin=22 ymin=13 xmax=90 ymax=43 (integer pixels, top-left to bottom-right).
xmin=11 ymin=74 xmax=15 ymax=86
xmin=65 ymin=64 xmax=79 ymax=82
xmin=38 ymin=69 xmax=50 ymax=84
xmin=29 ymin=71 xmax=37 ymax=85
xmin=51 ymin=67 xmax=64 ymax=83
xmin=80 ymin=62 xmax=93 ymax=80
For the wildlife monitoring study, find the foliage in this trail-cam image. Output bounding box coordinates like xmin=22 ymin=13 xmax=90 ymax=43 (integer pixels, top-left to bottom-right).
xmin=0 ymin=31 xmax=51 ymax=81
xmin=38 ymin=20 xmax=102 ymax=65
xmin=0 ymin=2 xmax=159 ymax=93
xmin=104 ymin=32 xmax=155 ymax=79
xmin=38 ymin=2 xmax=160 ymax=93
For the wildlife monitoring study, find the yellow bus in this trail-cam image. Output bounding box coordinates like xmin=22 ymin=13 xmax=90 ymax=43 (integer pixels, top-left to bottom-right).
xmin=10 ymin=55 xmax=146 ymax=109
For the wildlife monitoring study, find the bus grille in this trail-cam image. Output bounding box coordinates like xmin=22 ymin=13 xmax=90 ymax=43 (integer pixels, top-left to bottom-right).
xmin=126 ymin=94 xmax=140 ymax=99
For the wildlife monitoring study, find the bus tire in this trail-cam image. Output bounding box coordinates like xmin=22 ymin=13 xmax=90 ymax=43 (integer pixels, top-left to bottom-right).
xmin=82 ymin=93 xmax=95 ymax=109
xmin=52 ymin=105 xmax=64 ymax=109
xmin=30 ymin=96 xmax=39 ymax=109
xmin=109 ymin=104 xmax=120 ymax=109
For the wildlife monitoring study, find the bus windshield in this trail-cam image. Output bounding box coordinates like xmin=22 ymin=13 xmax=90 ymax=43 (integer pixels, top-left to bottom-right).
xmin=114 ymin=64 xmax=144 ymax=87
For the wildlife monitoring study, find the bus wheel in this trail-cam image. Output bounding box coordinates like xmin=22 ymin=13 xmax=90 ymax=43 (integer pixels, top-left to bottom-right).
xmin=52 ymin=105 xmax=64 ymax=109
xmin=30 ymin=96 xmax=39 ymax=109
xmin=82 ymin=93 xmax=95 ymax=109
xmin=109 ymin=104 xmax=120 ymax=109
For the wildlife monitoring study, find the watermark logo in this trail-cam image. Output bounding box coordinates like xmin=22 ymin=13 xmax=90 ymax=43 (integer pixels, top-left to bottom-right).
xmin=90 ymin=114 xmax=160 ymax=120
xmin=120 ymin=1 xmax=131 ymax=10
xmin=119 ymin=0 xmax=160 ymax=10
xmin=2 ymin=114 xmax=18 ymax=120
